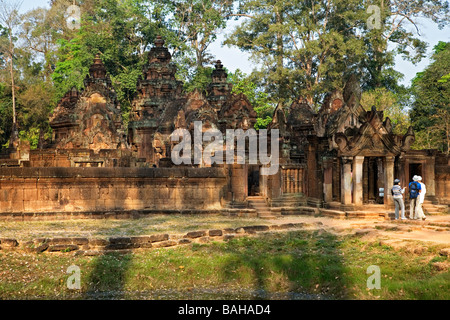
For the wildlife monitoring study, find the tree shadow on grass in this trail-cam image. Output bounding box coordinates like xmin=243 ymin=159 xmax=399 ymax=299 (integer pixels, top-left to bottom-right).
xmin=218 ymin=229 xmax=351 ymax=299
xmin=83 ymin=251 xmax=134 ymax=300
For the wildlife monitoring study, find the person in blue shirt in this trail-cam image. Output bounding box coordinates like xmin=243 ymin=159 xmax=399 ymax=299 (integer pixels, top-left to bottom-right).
xmin=409 ymin=175 xmax=422 ymax=220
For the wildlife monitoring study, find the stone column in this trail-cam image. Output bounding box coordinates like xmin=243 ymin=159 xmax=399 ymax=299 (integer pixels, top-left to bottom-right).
xmin=398 ymin=155 xmax=407 ymax=188
xmin=363 ymin=158 xmax=369 ymax=203
xmin=265 ymin=163 xmax=282 ymax=199
xmin=323 ymin=157 xmax=333 ymax=203
xmin=231 ymin=163 xmax=248 ymax=202
xmin=352 ymin=156 xmax=364 ymax=206
xmin=384 ymin=156 xmax=395 ymax=206
xmin=341 ymin=157 xmax=353 ymax=205
xmin=425 ymin=156 xmax=436 ymax=196
xmin=306 ymin=139 xmax=318 ymax=198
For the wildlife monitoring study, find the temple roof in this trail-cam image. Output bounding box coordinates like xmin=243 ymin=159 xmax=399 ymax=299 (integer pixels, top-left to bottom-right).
xmin=334 ymin=106 xmax=414 ymax=157
xmin=49 ymin=55 xmax=127 ymax=152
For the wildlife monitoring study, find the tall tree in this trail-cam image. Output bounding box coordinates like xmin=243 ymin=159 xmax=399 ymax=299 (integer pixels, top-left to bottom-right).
xmin=0 ymin=0 xmax=23 ymax=128
xmin=19 ymin=6 xmax=66 ymax=82
xmin=361 ymin=0 xmax=449 ymax=91
xmin=166 ymin=0 xmax=234 ymax=92
xmin=225 ymin=0 xmax=449 ymax=107
xmin=225 ymin=0 xmax=367 ymax=107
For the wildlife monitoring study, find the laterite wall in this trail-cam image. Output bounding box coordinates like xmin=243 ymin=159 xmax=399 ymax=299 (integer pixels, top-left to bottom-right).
xmin=0 ymin=167 xmax=227 ymax=217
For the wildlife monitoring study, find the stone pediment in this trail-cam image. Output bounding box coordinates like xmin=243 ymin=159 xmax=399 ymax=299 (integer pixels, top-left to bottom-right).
xmin=334 ymin=107 xmax=403 ymax=157
xmin=157 ymin=98 xmax=186 ymax=134
xmin=268 ymin=103 xmax=289 ymax=137
xmin=218 ymin=93 xmax=257 ymax=130
xmin=183 ymin=90 xmax=219 ymax=131
xmin=287 ymin=97 xmax=316 ymax=127
xmin=49 ymin=87 xmax=80 ymax=127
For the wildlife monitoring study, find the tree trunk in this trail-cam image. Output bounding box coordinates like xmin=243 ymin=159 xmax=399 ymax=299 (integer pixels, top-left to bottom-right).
xmin=275 ymin=7 xmax=284 ymax=102
xmin=8 ymin=29 xmax=16 ymax=125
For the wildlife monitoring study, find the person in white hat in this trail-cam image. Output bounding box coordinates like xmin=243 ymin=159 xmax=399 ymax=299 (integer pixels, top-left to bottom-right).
xmin=409 ymin=175 xmax=422 ymax=219
xmin=416 ymin=176 xmax=427 ymax=220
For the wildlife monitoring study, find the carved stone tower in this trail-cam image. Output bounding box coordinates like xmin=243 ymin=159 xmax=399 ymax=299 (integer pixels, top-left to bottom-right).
xmin=207 ymin=60 xmax=233 ymax=112
xmin=128 ymin=36 xmax=183 ymax=162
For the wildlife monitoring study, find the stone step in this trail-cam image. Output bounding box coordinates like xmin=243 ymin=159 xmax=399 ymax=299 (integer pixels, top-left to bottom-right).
xmin=271 ymin=198 xmax=307 ymax=202
xmin=248 ymin=202 xmax=266 ymax=206
xmin=346 ymin=211 xmax=385 ymax=219
xmin=275 ymin=194 xmax=306 ymax=200
xmin=248 ymin=197 xmax=278 ymax=219
xmin=423 ymin=209 xmax=446 ymax=215
xmin=225 ymin=202 xmax=248 ymax=209
xmin=248 ymin=199 xmax=266 ymax=204
xmin=277 ymin=206 xmax=319 ymax=216
xmin=320 ymin=209 xmax=346 ymax=219
xmin=358 ymin=204 xmax=386 ymax=209
xmin=405 ymin=204 xmax=447 ymax=210
xmin=271 ymin=200 xmax=307 ymax=207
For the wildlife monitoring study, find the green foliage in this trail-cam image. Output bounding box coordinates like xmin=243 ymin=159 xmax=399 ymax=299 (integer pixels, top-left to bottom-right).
xmin=226 ymin=0 xmax=449 ymax=108
xmin=51 ymin=37 xmax=91 ymax=102
xmin=438 ymin=73 xmax=450 ymax=83
xmin=0 ymin=82 xmax=13 ymax=148
xmin=410 ymin=41 xmax=450 ymax=153
xmin=360 ymin=87 xmax=411 ymax=135
xmin=183 ymin=66 xmax=214 ymax=93
xmin=225 ymin=0 xmax=367 ymax=106
xmin=228 ymin=69 xmax=274 ymax=129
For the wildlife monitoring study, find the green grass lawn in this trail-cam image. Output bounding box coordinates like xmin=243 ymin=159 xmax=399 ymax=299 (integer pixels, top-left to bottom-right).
xmin=0 ymin=229 xmax=448 ymax=300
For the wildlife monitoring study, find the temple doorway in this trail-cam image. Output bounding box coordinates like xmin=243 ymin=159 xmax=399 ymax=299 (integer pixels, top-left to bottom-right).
xmin=363 ymin=157 xmax=385 ymax=204
xmin=248 ymin=165 xmax=260 ymax=196
xmin=409 ymin=163 xmax=423 ymax=182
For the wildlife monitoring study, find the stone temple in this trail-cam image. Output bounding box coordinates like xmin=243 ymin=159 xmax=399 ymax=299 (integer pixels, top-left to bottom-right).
xmin=0 ymin=37 xmax=448 ymax=219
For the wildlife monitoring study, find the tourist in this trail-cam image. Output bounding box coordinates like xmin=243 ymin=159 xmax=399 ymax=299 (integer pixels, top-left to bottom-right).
xmin=391 ymin=179 xmax=406 ymax=220
xmin=409 ymin=175 xmax=422 ymax=219
xmin=417 ymin=176 xmax=427 ymax=221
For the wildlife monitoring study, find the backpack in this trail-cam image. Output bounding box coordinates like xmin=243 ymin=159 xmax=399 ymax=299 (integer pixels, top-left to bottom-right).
xmin=409 ymin=182 xmax=419 ymax=199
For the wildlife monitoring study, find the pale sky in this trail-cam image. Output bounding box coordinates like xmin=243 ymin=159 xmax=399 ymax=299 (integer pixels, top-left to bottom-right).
xmin=19 ymin=0 xmax=450 ymax=87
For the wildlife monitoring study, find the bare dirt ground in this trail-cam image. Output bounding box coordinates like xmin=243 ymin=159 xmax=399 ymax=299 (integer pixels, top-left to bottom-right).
xmin=266 ymin=215 xmax=450 ymax=244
